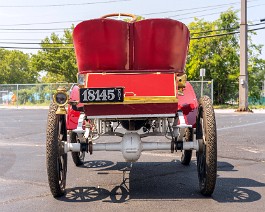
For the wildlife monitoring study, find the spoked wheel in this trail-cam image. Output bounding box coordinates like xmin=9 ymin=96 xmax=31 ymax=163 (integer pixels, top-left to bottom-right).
xmin=70 ymin=131 xmax=85 ymax=166
xmin=181 ymin=128 xmax=193 ymax=165
xmin=46 ymin=103 xmax=68 ymax=197
xmin=196 ymin=96 xmax=217 ymax=196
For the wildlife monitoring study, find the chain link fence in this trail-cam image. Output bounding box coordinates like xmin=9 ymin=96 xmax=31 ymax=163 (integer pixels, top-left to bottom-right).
xmin=0 ymin=83 xmax=73 ymax=106
xmin=189 ymin=80 xmax=213 ymax=102
xmin=0 ymin=81 xmax=213 ymax=106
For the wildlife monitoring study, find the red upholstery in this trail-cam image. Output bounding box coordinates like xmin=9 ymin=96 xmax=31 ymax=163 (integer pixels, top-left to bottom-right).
xmin=133 ymin=19 xmax=190 ymax=72
xmin=73 ymin=18 xmax=190 ymax=73
xmin=73 ymin=19 xmax=129 ymax=72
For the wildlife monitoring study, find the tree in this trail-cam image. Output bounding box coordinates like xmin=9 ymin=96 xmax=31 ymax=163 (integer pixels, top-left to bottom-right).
xmin=186 ymin=9 xmax=265 ymax=104
xmin=0 ymin=49 xmax=38 ymax=84
xmin=248 ymin=56 xmax=265 ymax=104
xmin=31 ymin=27 xmax=77 ymax=83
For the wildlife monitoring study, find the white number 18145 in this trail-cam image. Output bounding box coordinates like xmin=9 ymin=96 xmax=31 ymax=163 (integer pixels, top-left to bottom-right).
xmin=81 ymin=88 xmax=123 ymax=102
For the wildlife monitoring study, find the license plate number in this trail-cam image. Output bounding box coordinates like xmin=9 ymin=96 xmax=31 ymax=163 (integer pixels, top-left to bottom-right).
xmin=80 ymin=87 xmax=124 ymax=103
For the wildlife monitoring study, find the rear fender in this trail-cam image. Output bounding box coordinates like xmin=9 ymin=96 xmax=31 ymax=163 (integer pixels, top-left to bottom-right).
xmin=178 ymin=82 xmax=198 ymax=128
xmin=66 ymin=85 xmax=83 ymax=130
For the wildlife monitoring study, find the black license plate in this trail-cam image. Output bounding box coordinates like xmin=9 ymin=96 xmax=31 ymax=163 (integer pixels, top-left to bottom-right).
xmin=80 ymin=87 xmax=124 ymax=103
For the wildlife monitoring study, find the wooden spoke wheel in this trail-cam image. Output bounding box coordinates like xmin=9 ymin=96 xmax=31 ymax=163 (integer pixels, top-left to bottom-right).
xmin=196 ymin=96 xmax=217 ymax=196
xmin=70 ymin=131 xmax=85 ymax=166
xmin=46 ymin=103 xmax=68 ymax=197
xmin=181 ymin=128 xmax=193 ymax=165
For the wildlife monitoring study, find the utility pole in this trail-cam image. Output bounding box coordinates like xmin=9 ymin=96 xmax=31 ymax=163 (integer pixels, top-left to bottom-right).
xmin=238 ymin=0 xmax=248 ymax=111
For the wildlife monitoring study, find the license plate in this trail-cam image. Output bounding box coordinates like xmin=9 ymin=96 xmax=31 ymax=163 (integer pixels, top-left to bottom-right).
xmin=80 ymin=87 xmax=124 ymax=103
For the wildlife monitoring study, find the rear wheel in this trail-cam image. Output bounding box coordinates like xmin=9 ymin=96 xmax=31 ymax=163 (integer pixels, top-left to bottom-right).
xmin=196 ymin=96 xmax=217 ymax=196
xmin=181 ymin=128 xmax=193 ymax=165
xmin=70 ymin=131 xmax=85 ymax=166
xmin=46 ymin=103 xmax=68 ymax=197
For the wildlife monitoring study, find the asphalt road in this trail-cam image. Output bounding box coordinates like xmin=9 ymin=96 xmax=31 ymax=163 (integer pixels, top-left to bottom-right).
xmin=0 ymin=109 xmax=265 ymax=212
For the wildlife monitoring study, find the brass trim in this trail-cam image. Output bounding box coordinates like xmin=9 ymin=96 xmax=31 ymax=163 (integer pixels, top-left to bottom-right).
xmin=177 ymin=74 xmax=187 ymax=89
xmin=82 ymin=72 xmax=178 ymax=105
xmin=82 ymin=96 xmax=178 ymax=105
xmin=56 ymin=106 xmax=67 ymax=115
xmin=53 ymin=86 xmax=69 ymax=115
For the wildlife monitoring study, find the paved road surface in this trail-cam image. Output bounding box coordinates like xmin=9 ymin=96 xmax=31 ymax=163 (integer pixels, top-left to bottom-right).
xmin=0 ymin=109 xmax=264 ymax=211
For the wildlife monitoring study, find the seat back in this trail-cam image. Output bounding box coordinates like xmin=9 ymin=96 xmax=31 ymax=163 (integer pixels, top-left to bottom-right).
xmin=133 ymin=19 xmax=190 ymax=72
xmin=73 ymin=19 xmax=129 ymax=72
xmin=73 ymin=18 xmax=190 ymax=73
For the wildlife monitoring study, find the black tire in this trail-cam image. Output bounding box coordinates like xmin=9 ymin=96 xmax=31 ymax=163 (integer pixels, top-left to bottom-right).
xmin=196 ymin=96 xmax=217 ymax=196
xmin=70 ymin=131 xmax=84 ymax=166
xmin=46 ymin=102 xmax=68 ymax=197
xmin=181 ymin=128 xmax=193 ymax=165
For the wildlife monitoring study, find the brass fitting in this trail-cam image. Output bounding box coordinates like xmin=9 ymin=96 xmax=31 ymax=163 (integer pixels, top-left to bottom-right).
xmin=177 ymin=74 xmax=187 ymax=96
xmin=53 ymin=86 xmax=69 ymax=115
xmin=177 ymin=74 xmax=187 ymax=89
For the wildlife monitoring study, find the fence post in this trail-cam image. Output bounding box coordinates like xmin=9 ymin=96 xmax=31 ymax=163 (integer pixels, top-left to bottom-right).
xmin=211 ymin=79 xmax=214 ymax=104
xmin=16 ymin=84 xmax=19 ymax=108
xmin=200 ymin=68 xmax=206 ymax=98
xmin=50 ymin=84 xmax=52 ymax=101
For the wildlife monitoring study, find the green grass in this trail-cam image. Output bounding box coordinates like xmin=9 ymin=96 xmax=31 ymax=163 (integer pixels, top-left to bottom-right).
xmin=214 ymin=104 xmax=265 ymax=109
xmin=213 ymin=104 xmax=238 ymax=109
xmin=248 ymin=105 xmax=265 ymax=109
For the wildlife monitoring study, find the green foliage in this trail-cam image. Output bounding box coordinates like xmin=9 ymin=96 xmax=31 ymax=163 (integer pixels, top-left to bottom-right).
xmin=186 ymin=9 xmax=265 ymax=104
xmin=123 ymin=15 xmax=145 ymax=22
xmin=17 ymin=88 xmax=36 ymax=104
xmin=31 ymin=27 xmax=77 ymax=83
xmin=248 ymin=57 xmax=265 ymax=104
xmin=0 ymin=49 xmax=38 ymax=84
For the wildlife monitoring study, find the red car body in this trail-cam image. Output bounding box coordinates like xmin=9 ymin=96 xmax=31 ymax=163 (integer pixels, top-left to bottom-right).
xmin=67 ymin=18 xmax=197 ymax=129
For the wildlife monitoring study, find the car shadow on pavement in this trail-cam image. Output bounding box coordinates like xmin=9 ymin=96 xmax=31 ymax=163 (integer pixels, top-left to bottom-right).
xmin=57 ymin=160 xmax=265 ymax=203
xmin=79 ymin=160 xmax=115 ymax=169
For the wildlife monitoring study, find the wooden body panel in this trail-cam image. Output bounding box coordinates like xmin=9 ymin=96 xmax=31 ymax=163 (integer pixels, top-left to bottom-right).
xmin=83 ymin=72 xmax=178 ymax=117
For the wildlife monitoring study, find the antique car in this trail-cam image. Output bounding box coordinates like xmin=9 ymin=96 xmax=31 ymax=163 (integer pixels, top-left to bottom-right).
xmin=46 ymin=14 xmax=217 ymax=198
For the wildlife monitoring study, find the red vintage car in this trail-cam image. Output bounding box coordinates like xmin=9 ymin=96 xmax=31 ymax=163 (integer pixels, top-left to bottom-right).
xmin=46 ymin=14 xmax=217 ymax=198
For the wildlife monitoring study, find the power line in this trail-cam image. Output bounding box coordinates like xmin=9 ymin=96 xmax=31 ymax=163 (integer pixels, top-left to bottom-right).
xmin=248 ymin=25 xmax=265 ymax=32
xmin=0 ymin=42 xmax=72 ymax=45
xmin=190 ymin=27 xmax=239 ymax=35
xmin=0 ymin=19 xmax=236 ymax=33
xmin=142 ymin=2 xmax=239 ymax=16
xmin=141 ymin=0 xmax=261 ymax=16
xmin=190 ymin=22 xmax=265 ymax=35
xmin=0 ymin=16 xmax=264 ymax=38
xmin=0 ymin=20 xmax=82 ymax=27
xmin=170 ymin=1 xmax=265 ymax=20
xmin=0 ymin=0 xmax=260 ymax=27
xmin=191 ymin=31 xmax=240 ymax=40
xmin=1 ymin=26 xmax=265 ymax=50
xmin=168 ymin=6 xmax=230 ymax=19
xmin=0 ymin=46 xmax=74 ymax=50
xmin=0 ymin=38 xmax=44 ymax=41
xmin=0 ymin=30 xmax=65 ymax=33
xmin=0 ymin=0 xmax=130 ymax=8
xmin=247 ymin=2 xmax=265 ymax=9
xmin=0 ymin=5 xmax=230 ymax=31
xmin=0 ymin=28 xmax=68 ymax=31
xmin=191 ymin=25 xmax=265 ymax=40
xmin=177 ymin=10 xmax=240 ymax=21
xmin=248 ymin=22 xmax=265 ymax=27
xmin=1 ymin=13 xmax=265 ymax=33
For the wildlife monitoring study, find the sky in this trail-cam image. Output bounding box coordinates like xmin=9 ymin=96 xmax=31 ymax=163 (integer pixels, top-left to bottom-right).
xmin=0 ymin=0 xmax=265 ymax=57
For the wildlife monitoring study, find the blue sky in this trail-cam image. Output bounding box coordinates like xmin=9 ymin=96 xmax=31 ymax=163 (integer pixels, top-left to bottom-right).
xmin=0 ymin=0 xmax=265 ymax=57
